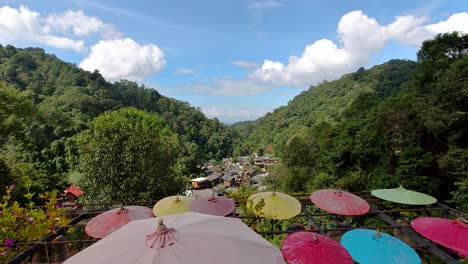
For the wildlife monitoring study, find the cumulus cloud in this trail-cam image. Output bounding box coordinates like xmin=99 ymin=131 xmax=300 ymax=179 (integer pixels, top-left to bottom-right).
xmin=0 ymin=5 xmax=84 ymax=51
xmin=251 ymin=10 xmax=468 ymax=88
xmin=426 ymin=12 xmax=468 ymax=34
xmin=79 ymin=38 xmax=166 ymax=82
xmin=0 ymin=5 xmax=122 ymax=52
xmin=44 ymin=10 xmax=122 ymax=39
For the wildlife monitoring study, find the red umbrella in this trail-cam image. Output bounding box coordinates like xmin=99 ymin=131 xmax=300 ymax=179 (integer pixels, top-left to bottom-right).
xmin=190 ymin=194 xmax=235 ymax=216
xmin=310 ymin=189 xmax=369 ymax=216
xmin=281 ymin=232 xmax=353 ymax=264
xmin=411 ymin=217 xmax=468 ymax=256
xmin=85 ymin=206 xmax=154 ymax=238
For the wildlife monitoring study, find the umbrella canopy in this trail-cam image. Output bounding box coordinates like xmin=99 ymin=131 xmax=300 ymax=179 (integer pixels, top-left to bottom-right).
xmin=411 ymin=217 xmax=468 ymax=256
xmin=310 ymin=189 xmax=369 ymax=216
xmin=341 ymin=229 xmax=420 ymax=264
xmin=190 ymin=194 xmax=235 ymax=216
xmin=249 ymin=191 xmax=301 ymax=220
xmin=371 ymin=185 xmax=437 ymax=205
xmin=281 ymin=231 xmax=353 ymax=264
xmin=85 ymin=206 xmax=154 ymax=239
xmin=65 ymin=212 xmax=285 ymax=264
xmin=153 ymin=195 xmax=194 ymax=216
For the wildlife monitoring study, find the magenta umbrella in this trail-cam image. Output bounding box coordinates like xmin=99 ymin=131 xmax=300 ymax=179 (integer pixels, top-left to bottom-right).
xmin=310 ymin=189 xmax=369 ymax=216
xmin=85 ymin=206 xmax=154 ymax=238
xmin=281 ymin=232 xmax=353 ymax=264
xmin=411 ymin=217 xmax=468 ymax=256
xmin=190 ymin=194 xmax=235 ymax=216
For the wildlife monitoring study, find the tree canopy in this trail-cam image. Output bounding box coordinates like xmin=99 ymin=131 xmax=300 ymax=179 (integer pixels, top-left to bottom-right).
xmin=74 ymin=108 xmax=184 ymax=203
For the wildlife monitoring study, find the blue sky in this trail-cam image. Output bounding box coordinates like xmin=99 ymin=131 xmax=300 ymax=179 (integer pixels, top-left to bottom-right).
xmin=1 ymin=0 xmax=468 ymax=123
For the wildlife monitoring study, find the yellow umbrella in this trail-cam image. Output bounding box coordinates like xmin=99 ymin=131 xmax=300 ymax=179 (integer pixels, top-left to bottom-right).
xmin=153 ymin=196 xmax=194 ymax=216
xmin=248 ymin=191 xmax=301 ymax=220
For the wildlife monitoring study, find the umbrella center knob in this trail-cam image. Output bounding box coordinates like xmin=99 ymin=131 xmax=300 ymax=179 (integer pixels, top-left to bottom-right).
xmin=157 ymin=219 xmax=167 ymax=232
xmin=374 ymin=229 xmax=381 ymax=239
xmin=208 ymin=193 xmax=217 ymax=203
xmin=117 ymin=207 xmax=128 ymax=215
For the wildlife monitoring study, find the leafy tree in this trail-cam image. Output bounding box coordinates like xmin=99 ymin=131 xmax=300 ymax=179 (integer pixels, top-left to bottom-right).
xmin=0 ymin=83 xmax=36 ymax=145
xmin=74 ymin=108 xmax=184 ymax=203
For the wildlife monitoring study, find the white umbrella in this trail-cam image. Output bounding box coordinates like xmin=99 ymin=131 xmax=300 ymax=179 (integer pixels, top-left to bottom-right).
xmin=65 ymin=212 xmax=285 ymax=264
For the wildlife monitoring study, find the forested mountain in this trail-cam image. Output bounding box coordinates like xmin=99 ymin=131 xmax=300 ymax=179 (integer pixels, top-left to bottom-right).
xmin=0 ymin=45 xmax=235 ymax=198
xmin=0 ymin=33 xmax=466 ymax=210
xmin=234 ymin=33 xmax=467 ymax=211
xmin=232 ymin=59 xmax=418 ymax=155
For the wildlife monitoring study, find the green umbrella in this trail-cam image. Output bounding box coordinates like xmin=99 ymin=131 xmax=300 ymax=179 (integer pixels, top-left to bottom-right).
xmin=371 ymin=185 xmax=437 ymax=205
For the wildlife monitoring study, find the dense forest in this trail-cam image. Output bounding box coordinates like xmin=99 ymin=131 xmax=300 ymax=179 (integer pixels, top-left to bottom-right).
xmin=0 ymin=33 xmax=466 ymax=211
xmin=0 ymin=45 xmax=236 ymax=202
xmin=234 ymin=33 xmax=468 ymax=211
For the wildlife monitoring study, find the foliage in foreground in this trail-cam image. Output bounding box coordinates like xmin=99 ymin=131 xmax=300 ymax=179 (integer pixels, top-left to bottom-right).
xmin=0 ymin=184 xmax=69 ymax=262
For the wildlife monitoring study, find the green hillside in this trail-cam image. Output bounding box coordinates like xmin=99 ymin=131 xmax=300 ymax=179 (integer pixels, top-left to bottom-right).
xmin=234 ymin=33 xmax=467 ymax=210
xmin=232 ymin=59 xmax=417 ymax=155
xmin=0 ymin=45 xmax=235 ymax=199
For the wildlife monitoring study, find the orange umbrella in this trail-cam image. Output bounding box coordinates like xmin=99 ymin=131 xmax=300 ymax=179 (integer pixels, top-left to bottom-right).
xmin=85 ymin=206 xmax=154 ymax=238
xmin=190 ymin=194 xmax=235 ymax=216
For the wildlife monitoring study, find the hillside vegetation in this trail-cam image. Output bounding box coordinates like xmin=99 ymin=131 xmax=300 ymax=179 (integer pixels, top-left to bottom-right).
xmin=0 ymin=33 xmax=466 ymax=211
xmin=234 ymin=33 xmax=467 ymax=211
xmin=0 ymin=45 xmax=235 ymax=201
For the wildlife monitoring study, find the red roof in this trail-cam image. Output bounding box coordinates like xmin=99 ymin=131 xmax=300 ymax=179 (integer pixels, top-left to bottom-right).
xmin=64 ymin=186 xmax=84 ymax=197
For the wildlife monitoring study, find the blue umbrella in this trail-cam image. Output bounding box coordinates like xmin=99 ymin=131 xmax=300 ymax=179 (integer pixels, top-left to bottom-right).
xmin=341 ymin=229 xmax=421 ymax=264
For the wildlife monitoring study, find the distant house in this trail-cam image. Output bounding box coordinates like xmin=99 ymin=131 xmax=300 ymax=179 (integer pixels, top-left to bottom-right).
xmin=191 ymin=177 xmax=208 ymax=189
xmin=206 ymin=172 xmax=223 ymax=186
xmin=245 ymin=168 xmax=255 ymax=176
xmin=254 ymin=156 xmax=279 ymax=168
xmin=224 ymin=176 xmax=237 ymax=187
xmin=64 ymin=186 xmax=84 ymax=203
xmin=237 ymin=156 xmax=250 ymax=165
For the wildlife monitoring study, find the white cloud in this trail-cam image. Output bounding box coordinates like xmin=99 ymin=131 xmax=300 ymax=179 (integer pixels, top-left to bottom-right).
xmin=426 ymin=12 xmax=468 ymax=34
xmin=44 ymin=10 xmax=122 ymax=39
xmin=252 ymin=10 xmax=468 ymax=88
xmin=175 ymin=68 xmax=195 ymax=75
xmin=0 ymin=5 xmax=85 ymax=51
xmin=0 ymin=5 xmax=123 ymax=52
xmin=79 ymin=38 xmax=166 ymax=82
xmin=231 ymin=60 xmax=260 ymax=69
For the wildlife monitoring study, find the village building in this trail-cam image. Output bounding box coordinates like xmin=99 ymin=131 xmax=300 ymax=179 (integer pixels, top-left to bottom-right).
xmin=206 ymin=172 xmax=224 ymax=186
xmin=191 ymin=177 xmax=209 ymax=189
xmin=63 ymin=186 xmax=84 ymax=203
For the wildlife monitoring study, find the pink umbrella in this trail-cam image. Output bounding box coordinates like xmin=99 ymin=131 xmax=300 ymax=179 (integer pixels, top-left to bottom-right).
xmin=411 ymin=217 xmax=468 ymax=256
xmin=190 ymin=194 xmax=235 ymax=216
xmin=85 ymin=206 xmax=154 ymax=238
xmin=281 ymin=232 xmax=353 ymax=264
xmin=66 ymin=212 xmax=285 ymax=264
xmin=310 ymin=189 xmax=369 ymax=216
